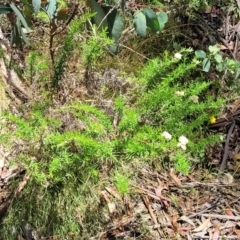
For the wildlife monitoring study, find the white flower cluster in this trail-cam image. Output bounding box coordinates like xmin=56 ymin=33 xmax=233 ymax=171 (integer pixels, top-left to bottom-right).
xmin=161 ymin=131 xmax=172 ymax=140
xmin=177 ymin=135 xmax=189 ymax=150
xmin=175 ymin=91 xmax=185 ymax=96
xmin=174 ymin=90 xmax=199 ymax=104
xmin=174 ymin=53 xmax=182 ymax=59
xmin=161 ymin=132 xmax=189 ymax=150
xmin=189 ymin=95 xmax=199 ymax=103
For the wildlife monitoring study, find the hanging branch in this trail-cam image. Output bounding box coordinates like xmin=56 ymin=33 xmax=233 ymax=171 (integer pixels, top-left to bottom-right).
xmin=49 ymin=3 xmax=79 ymax=64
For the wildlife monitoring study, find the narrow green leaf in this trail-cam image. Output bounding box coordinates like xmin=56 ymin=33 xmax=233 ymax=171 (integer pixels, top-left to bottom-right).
xmin=133 ymin=10 xmax=146 ymax=37
xmin=10 ymin=3 xmax=31 ymax=32
xmin=144 ymin=8 xmax=160 ymax=33
xmin=195 ymin=50 xmax=206 ymax=59
xmin=202 ymin=58 xmax=211 ymax=72
xmin=32 ymin=0 xmax=41 ymax=13
xmin=0 ymin=3 xmax=12 ymax=14
xmin=89 ymin=0 xmax=108 ymax=30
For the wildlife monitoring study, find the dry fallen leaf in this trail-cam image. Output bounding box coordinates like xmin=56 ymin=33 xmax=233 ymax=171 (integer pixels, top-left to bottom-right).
xmin=212 ymin=225 xmax=220 ymax=240
xmin=16 ymin=173 xmax=30 ymax=196
xmin=222 ymin=220 xmax=236 ymax=229
xmin=154 ymin=185 xmax=170 ymax=206
xmin=178 ymin=228 xmax=187 ymax=237
xmin=230 ymin=98 xmax=240 ymax=113
xmin=105 ymin=186 xmax=122 ymax=200
xmin=142 ymin=195 xmax=158 ymax=226
xmin=222 ymin=173 xmax=234 ymax=184
xmin=101 ymin=190 xmax=116 ymax=214
xmin=108 ymin=202 xmax=116 ymax=213
xmin=235 ymin=228 xmax=240 ymax=240
xmin=219 ymin=41 xmax=234 ymax=50
xmin=169 ymin=170 xmax=182 ymax=187
xmin=179 ymin=215 xmax=195 ymax=227
xmin=233 ymin=153 xmax=240 ymax=160
xmin=193 ymin=217 xmax=211 ymax=232
xmin=225 ymin=208 xmax=234 ymax=216
xmin=170 ymin=214 xmax=179 ymax=232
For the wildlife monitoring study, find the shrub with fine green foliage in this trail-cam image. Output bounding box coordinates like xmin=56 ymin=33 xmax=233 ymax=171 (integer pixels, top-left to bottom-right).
xmin=115 ymin=49 xmax=224 ymax=173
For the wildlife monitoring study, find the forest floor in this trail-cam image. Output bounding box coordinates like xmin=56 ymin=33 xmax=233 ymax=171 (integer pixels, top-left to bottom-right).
xmin=1 ymin=2 xmax=240 ymax=240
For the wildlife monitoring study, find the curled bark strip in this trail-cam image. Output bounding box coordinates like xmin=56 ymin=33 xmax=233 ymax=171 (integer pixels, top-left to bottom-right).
xmin=0 ymin=27 xmax=32 ymax=104
xmin=220 ymin=121 xmax=235 ymax=171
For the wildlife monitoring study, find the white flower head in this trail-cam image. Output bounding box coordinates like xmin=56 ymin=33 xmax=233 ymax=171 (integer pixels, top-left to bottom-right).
xmin=162 ymin=131 xmax=172 ymax=140
xmin=189 ymin=95 xmax=199 ymax=103
xmin=174 ymin=53 xmax=182 ymax=60
xmin=177 ymin=135 xmax=189 ymax=150
xmin=179 ymin=135 xmax=189 ymax=144
xmin=175 ymin=91 xmax=185 ymax=96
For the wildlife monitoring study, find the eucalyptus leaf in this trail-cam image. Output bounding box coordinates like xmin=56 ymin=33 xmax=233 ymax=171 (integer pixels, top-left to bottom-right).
xmin=157 ymin=11 xmax=168 ymax=30
xmin=111 ymin=13 xmax=124 ymax=42
xmin=144 ymin=8 xmax=156 ymax=19
xmin=144 ymin=8 xmax=160 ymax=33
xmin=0 ymin=3 xmax=12 ymax=14
xmin=195 ymin=50 xmax=206 ymax=59
xmin=108 ymin=43 xmax=118 ymax=54
xmin=46 ymin=0 xmax=57 ymax=19
xmin=19 ymin=26 xmax=30 ymax=45
xmin=10 ymin=3 xmax=31 ymax=32
xmin=16 ymin=16 xmax=30 ymax=45
xmin=32 ymin=0 xmax=41 ymax=13
xmin=109 ymin=13 xmax=124 ymax=54
xmin=11 ymin=21 xmax=22 ymax=46
xmin=133 ymin=10 xmax=146 ymax=37
xmin=202 ymin=58 xmax=211 ymax=72
xmin=214 ymin=53 xmax=222 ymax=63
xmin=89 ymin=0 xmax=108 ymax=30
xmin=102 ymin=6 xmax=117 ymax=34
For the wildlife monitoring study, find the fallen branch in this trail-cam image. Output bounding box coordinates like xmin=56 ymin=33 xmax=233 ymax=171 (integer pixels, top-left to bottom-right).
xmin=201 ymin=214 xmax=240 ymax=221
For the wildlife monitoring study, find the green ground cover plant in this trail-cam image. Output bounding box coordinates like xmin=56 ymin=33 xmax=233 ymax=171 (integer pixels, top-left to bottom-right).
xmin=115 ymin=49 xmax=224 ymax=174
xmin=0 ymin=102 xmax=115 ymax=238
xmin=0 ymin=42 xmax=226 ymax=237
